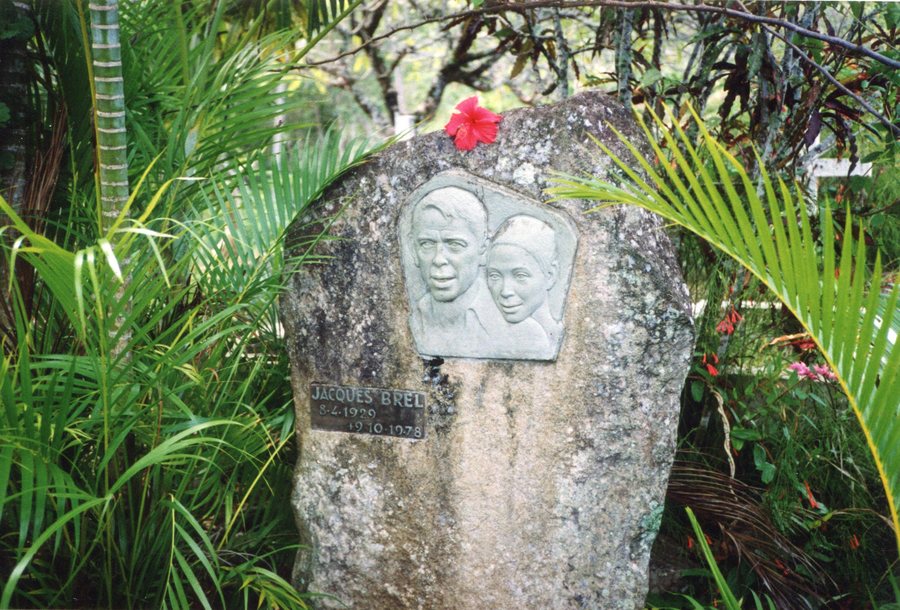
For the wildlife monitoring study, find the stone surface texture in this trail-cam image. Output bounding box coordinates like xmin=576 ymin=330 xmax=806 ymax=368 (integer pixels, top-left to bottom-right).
xmin=282 ymin=90 xmax=694 ymax=609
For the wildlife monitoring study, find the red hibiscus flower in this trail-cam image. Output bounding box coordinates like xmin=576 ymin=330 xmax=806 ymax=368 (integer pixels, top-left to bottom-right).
xmin=444 ymin=96 xmax=502 ymax=151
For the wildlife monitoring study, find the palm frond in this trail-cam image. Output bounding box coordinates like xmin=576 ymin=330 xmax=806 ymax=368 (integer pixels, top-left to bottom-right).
xmin=304 ymin=0 xmax=354 ymax=36
xmin=548 ymin=104 xmax=900 ymax=553
xmin=684 ymin=506 xmax=741 ymax=610
xmin=668 ymin=460 xmax=832 ymax=606
xmin=187 ymin=127 xmax=378 ymax=300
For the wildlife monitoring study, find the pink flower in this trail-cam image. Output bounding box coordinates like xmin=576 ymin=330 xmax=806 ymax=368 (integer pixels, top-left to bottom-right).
xmin=788 ymin=361 xmax=838 ymax=383
xmin=812 ymin=364 xmax=838 ymax=382
xmin=788 ymin=361 xmax=814 ymax=380
xmin=445 ymin=96 xmax=502 ymax=151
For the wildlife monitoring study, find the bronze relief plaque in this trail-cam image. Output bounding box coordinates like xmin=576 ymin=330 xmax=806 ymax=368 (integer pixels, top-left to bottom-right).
xmin=309 ymin=383 xmax=427 ymax=439
xmin=398 ymin=170 xmax=578 ymax=361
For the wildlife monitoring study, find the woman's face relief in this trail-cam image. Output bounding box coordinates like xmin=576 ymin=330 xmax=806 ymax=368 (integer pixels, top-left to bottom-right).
xmin=486 ymin=244 xmax=554 ymax=323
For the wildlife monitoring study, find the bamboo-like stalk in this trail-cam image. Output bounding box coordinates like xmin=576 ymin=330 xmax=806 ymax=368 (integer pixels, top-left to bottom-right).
xmin=89 ymin=0 xmax=129 ymax=234
xmin=87 ymin=4 xmax=130 ymax=595
xmin=88 ymin=0 xmax=131 ymax=364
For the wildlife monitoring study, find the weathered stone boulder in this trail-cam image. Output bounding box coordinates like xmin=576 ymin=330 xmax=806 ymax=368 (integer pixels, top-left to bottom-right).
xmin=282 ymin=90 xmax=694 ymax=609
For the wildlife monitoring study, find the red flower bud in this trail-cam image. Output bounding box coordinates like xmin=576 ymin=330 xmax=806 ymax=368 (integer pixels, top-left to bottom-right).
xmin=804 ymin=480 xmax=819 ymax=509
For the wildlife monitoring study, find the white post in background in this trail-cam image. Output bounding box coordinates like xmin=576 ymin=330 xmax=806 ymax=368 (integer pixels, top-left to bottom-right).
xmin=272 ymin=80 xmax=287 ymax=160
xmin=271 ymin=54 xmax=288 ymax=160
xmin=805 ymin=136 xmax=873 ymax=207
xmin=393 ymin=69 xmax=415 ymax=141
xmin=808 ymin=157 xmax=873 ymax=202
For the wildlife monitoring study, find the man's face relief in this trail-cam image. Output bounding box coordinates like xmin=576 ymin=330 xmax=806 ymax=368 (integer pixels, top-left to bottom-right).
xmin=414 ymin=208 xmax=483 ymax=302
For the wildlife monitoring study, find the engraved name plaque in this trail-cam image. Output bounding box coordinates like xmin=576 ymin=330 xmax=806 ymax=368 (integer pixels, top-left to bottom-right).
xmin=309 ymin=383 xmax=427 ymax=439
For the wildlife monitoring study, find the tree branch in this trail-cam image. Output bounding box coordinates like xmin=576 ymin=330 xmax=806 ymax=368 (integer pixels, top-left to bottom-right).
xmin=360 ymin=1 xmax=397 ymax=124
xmin=764 ymin=26 xmax=900 ymax=138
xmin=301 ymin=1 xmax=900 ymax=71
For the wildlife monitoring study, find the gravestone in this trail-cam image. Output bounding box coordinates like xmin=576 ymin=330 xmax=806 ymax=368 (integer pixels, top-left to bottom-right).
xmin=282 ymin=90 xmax=694 ymax=609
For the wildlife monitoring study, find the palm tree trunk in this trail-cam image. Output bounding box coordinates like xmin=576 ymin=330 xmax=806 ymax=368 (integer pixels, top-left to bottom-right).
xmin=87 ymin=3 xmax=131 ymax=594
xmin=89 ymin=0 xmax=131 ymax=368
xmin=0 ymin=0 xmax=32 ymax=340
xmin=0 ymin=1 xmax=30 ymax=212
xmin=89 ymin=0 xmax=129 ymax=232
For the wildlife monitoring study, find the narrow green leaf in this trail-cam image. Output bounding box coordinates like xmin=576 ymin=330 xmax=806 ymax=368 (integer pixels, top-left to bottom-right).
xmin=861 ymin=285 xmax=898 ymax=407
xmin=669 ymin=112 xmax=736 ymax=255
xmin=820 ymin=205 xmax=836 ymax=351
xmin=841 ymin=224 xmax=869 ymax=374
xmin=73 ymin=250 xmax=89 ymax=338
xmin=849 ymin=258 xmax=882 ymax=393
xmin=833 ymin=215 xmax=855 ymax=372
xmin=685 ymin=507 xmax=741 ymax=610
xmin=172 ymin=546 xmax=213 ymax=610
xmin=170 ymin=500 xmax=225 ymax=608
xmin=0 ymin=445 xmax=14 ymax=526
xmin=763 ymin=167 xmax=795 ymax=302
xmin=18 ymin=450 xmax=34 ymax=550
xmin=747 ymin=156 xmax=783 ymax=292
xmin=633 ymin=109 xmax=714 ymax=238
xmin=710 ymin=139 xmax=766 ymax=269
xmin=687 ymin=109 xmax=748 ymax=258
xmin=1 ymin=495 xmax=108 ymax=607
xmin=98 ymin=238 xmax=123 ymax=282
xmin=779 ymin=180 xmax=805 ymax=315
xmin=168 ymin=562 xmax=191 ymax=610
xmin=32 ymin=456 xmax=49 ymax=541
xmin=107 ymin=154 xmax=162 ymax=237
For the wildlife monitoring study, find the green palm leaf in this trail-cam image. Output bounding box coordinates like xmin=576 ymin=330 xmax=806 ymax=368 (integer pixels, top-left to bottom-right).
xmin=304 ymin=0 xmax=355 ymax=36
xmin=187 ymin=127 xmax=379 ymax=299
xmin=548 ymin=105 xmax=900 ymax=554
xmin=0 ymin=200 xmax=78 ymax=328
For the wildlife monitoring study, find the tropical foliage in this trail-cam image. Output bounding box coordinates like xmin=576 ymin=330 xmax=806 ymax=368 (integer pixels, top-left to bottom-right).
xmin=550 ymin=105 xmax=898 ymax=602
xmin=0 ymin=0 xmax=371 ymax=608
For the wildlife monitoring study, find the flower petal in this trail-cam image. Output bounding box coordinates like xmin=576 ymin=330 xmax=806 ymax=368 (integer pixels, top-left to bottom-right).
xmin=471 ymin=105 xmax=502 ymax=124
xmin=453 ymin=124 xmax=478 ymax=151
xmin=454 ymin=96 xmax=480 ymax=116
xmin=445 ymin=112 xmax=467 ymax=136
xmin=444 ymin=96 xmax=502 ymax=150
xmin=471 ymin=119 xmax=499 ymax=145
